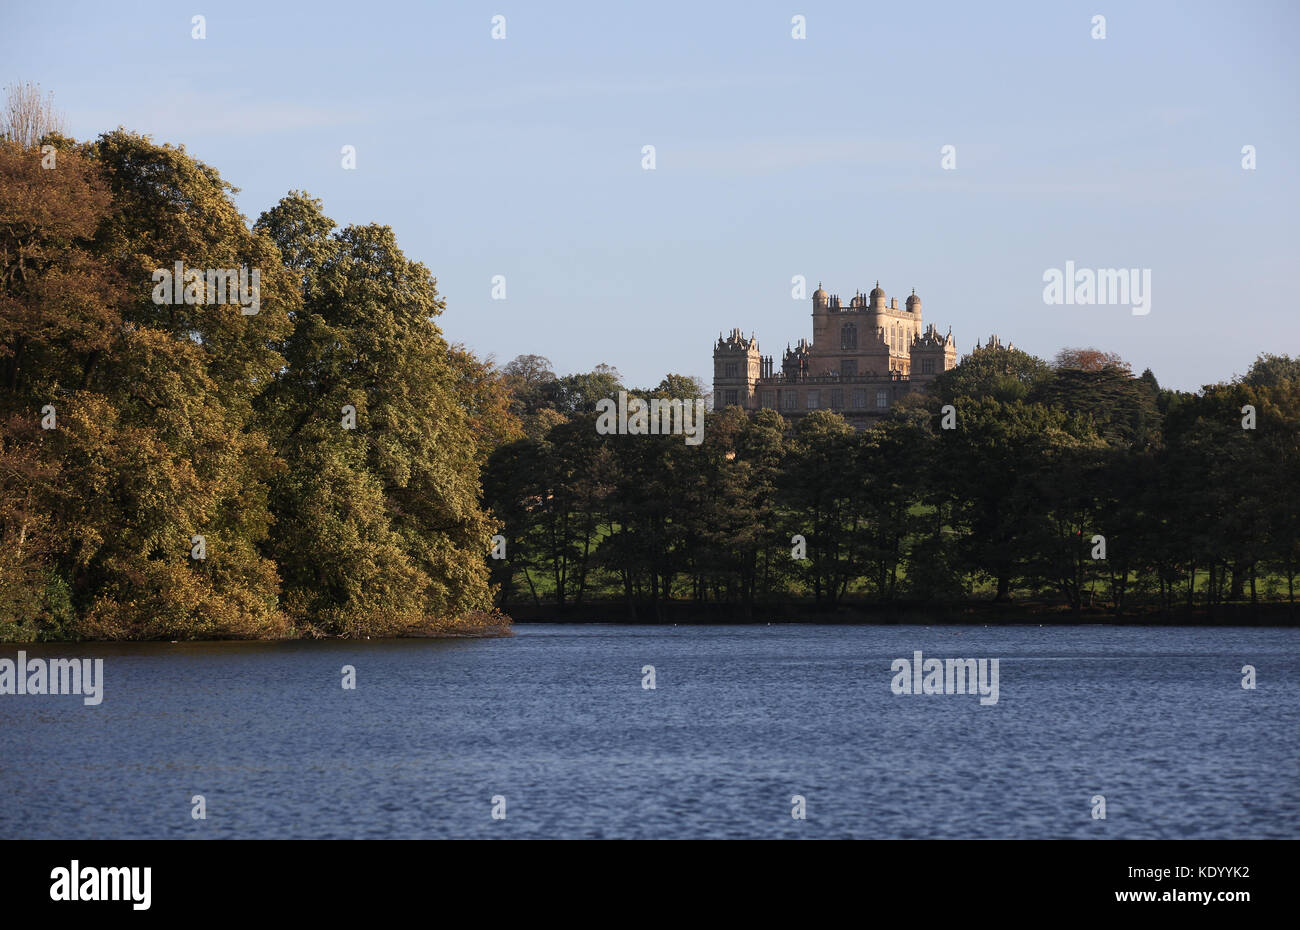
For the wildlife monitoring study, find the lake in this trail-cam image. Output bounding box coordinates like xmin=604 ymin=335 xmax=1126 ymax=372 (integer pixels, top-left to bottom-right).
xmin=2 ymin=624 xmax=1296 ymax=839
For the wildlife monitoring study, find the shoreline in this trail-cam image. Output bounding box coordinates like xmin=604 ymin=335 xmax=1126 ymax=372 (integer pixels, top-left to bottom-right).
xmin=502 ymin=600 xmax=1300 ymax=627
xmin=6 ymin=602 xmax=1298 ymax=644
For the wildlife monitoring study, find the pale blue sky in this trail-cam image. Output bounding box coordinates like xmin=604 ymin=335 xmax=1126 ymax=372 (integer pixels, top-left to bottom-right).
xmin=3 ymin=0 xmax=1297 ymax=391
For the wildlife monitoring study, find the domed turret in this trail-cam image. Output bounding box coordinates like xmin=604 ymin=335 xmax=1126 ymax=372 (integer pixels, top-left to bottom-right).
xmin=812 ymin=282 xmax=828 ymax=309
xmin=906 ymin=289 xmax=921 ymax=312
xmin=869 ymin=281 xmax=887 ymax=310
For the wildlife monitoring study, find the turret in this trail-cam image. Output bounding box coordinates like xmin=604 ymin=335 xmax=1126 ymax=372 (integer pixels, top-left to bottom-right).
xmin=712 ymin=328 xmax=762 ymax=410
xmin=868 ymin=281 xmax=887 ymax=312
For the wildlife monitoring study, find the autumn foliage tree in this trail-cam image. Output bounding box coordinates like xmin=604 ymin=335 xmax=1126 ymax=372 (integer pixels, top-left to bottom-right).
xmin=1 ymin=133 xmax=511 ymax=639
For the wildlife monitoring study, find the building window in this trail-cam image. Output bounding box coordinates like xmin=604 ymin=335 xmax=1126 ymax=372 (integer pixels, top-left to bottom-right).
xmin=807 ymin=390 xmax=820 ymax=409
xmin=841 ymin=359 xmax=857 ymax=378
xmin=853 ymin=389 xmax=866 ymax=409
xmin=723 ymin=362 xmax=738 ymax=378
xmin=922 ymin=358 xmax=935 ymax=374
xmin=840 ymin=324 xmax=857 ymax=350
xmin=762 ymin=391 xmax=775 ymax=409
xmin=876 ymin=389 xmax=888 ymax=409
xmin=830 ymin=388 xmax=843 ymax=409
xmin=724 ymin=389 xmax=739 ymax=407
xmin=782 ymin=390 xmax=798 ymax=410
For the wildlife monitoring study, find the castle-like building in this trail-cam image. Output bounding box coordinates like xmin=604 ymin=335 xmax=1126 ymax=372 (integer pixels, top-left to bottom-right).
xmin=713 ymin=281 xmax=960 ymax=427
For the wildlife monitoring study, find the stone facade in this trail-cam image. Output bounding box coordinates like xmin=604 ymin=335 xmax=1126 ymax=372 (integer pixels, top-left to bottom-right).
xmin=712 ymin=281 xmax=960 ymax=427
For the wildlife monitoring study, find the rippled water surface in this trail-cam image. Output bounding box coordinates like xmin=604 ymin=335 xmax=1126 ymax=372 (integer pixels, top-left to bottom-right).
xmin=2 ymin=624 xmax=1296 ymax=839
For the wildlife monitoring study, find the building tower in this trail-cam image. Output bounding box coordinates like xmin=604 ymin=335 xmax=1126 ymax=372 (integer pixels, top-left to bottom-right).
xmin=910 ymin=318 xmax=958 ymax=380
xmin=713 ymin=329 xmax=762 ymax=410
xmin=706 ymin=275 xmax=967 ymax=427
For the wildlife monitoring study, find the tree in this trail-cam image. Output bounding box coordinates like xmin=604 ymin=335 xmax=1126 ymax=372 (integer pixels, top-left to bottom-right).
xmin=1 ymin=81 xmax=65 ymax=149
xmin=1242 ymin=353 xmax=1300 ymax=388
xmin=1032 ymin=365 xmax=1161 ymax=448
xmin=1 ymin=131 xmax=295 ymax=638
xmin=859 ymin=419 xmax=929 ymax=601
xmin=502 ymin=353 xmax=556 ymax=391
xmin=501 ymin=353 xmax=557 ymax=422
xmin=254 ymin=194 xmax=498 ymax=635
xmin=677 ymin=405 xmax=775 ymax=610
xmin=932 ymin=343 xmax=1053 ymax=406
xmin=780 ymin=411 xmax=861 ymax=603
xmin=485 ymin=415 xmax=611 ymax=611
xmin=446 ymin=344 xmax=523 ymax=462
xmin=1054 ymin=347 xmax=1131 ymax=373
xmin=540 ymin=367 xmax=624 ymax=416
xmin=652 ymin=373 xmax=707 ymax=399
xmin=933 ymin=396 xmax=1085 ymax=601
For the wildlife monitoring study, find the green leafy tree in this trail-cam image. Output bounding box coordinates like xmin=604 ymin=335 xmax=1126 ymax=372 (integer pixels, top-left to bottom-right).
xmin=780 ymin=411 xmax=861 ymax=603
xmin=254 ymin=194 xmax=498 ymax=635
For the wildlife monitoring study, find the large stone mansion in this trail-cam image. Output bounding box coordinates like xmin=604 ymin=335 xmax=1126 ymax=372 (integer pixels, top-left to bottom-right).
xmin=712 ymin=281 xmax=963 ymax=427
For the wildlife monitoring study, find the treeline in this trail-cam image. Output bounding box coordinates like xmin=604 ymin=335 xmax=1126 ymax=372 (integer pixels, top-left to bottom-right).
xmin=3 ymin=118 xmax=1297 ymax=639
xmin=0 ymin=130 xmax=515 ymax=640
xmin=486 ymin=350 xmax=1300 ymax=619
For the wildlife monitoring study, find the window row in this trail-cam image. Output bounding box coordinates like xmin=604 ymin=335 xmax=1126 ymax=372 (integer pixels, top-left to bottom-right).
xmin=761 ymin=388 xmax=893 ymax=411
xmin=840 ymin=323 xmax=923 ymax=354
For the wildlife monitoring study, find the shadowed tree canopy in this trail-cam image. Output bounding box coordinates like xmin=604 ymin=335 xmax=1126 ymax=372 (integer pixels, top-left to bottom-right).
xmin=540 ymin=366 xmax=625 ymax=416
xmin=931 ymin=344 xmax=1052 ymax=406
xmin=1032 ymin=362 xmax=1161 ymax=448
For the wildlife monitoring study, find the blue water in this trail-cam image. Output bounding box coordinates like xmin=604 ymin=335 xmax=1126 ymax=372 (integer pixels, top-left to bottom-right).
xmin=1 ymin=625 xmax=1296 ymax=839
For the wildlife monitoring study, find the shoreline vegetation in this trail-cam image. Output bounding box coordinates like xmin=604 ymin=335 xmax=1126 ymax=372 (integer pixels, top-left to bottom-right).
xmin=0 ymin=611 xmax=515 ymax=645
xmin=487 ymin=351 xmax=1300 ymax=632
xmin=2 ymin=109 xmax=515 ymax=644
xmin=302 ymin=608 xmax=515 ymax=640
xmin=2 ymin=96 xmax=1297 ymax=643
xmin=504 ymin=600 xmax=1299 ymax=627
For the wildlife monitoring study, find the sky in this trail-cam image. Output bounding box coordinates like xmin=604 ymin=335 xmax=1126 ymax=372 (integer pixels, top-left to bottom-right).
xmin=3 ymin=0 xmax=1298 ymax=392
